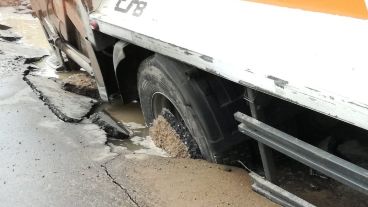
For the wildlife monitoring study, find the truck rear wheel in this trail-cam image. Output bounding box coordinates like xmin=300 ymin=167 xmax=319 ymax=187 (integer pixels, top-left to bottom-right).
xmin=138 ymin=55 xmax=213 ymax=160
xmin=138 ymin=54 xmax=247 ymax=162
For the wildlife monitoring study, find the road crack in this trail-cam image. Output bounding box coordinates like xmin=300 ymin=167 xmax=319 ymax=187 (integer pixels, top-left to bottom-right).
xmin=101 ymin=164 xmax=140 ymax=207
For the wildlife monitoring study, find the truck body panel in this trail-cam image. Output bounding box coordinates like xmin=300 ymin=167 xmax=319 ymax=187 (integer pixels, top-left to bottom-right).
xmin=90 ymin=0 xmax=368 ymax=131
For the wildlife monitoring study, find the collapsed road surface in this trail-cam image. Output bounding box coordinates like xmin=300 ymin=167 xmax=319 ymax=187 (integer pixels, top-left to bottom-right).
xmin=0 ymin=6 xmax=276 ymax=207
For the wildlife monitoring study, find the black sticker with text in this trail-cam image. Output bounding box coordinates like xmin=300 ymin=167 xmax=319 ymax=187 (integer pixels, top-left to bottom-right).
xmin=115 ymin=0 xmax=147 ymax=17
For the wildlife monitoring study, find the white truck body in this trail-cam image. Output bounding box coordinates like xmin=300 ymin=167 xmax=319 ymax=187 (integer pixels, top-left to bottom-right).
xmin=90 ymin=0 xmax=368 ymax=131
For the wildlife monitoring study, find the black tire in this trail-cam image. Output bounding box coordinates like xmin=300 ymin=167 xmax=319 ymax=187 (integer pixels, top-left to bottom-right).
xmin=138 ymin=54 xmax=248 ymax=162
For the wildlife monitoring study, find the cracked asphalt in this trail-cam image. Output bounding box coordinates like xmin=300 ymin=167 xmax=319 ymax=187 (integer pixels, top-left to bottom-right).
xmin=0 ymin=61 xmax=274 ymax=207
xmin=0 ymin=47 xmax=138 ymax=207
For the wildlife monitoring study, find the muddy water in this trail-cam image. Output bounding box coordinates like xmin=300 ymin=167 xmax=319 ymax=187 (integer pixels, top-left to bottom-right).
xmin=29 ymin=57 xmax=163 ymax=156
xmin=103 ymin=101 xmax=168 ymax=156
xmin=0 ymin=7 xmax=49 ymax=49
xmin=0 ymin=7 xmax=84 ymax=80
xmin=104 ymin=101 xmax=145 ymax=124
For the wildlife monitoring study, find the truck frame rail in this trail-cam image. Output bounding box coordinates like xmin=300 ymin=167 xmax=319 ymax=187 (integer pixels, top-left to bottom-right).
xmin=235 ymin=112 xmax=368 ymax=195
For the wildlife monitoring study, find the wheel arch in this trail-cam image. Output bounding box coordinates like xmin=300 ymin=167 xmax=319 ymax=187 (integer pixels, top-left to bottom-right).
xmin=113 ymin=41 xmax=153 ymax=103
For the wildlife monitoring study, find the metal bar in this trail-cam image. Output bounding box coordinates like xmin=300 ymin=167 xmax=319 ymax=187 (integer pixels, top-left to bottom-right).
xmin=246 ymin=88 xmax=276 ymax=183
xmin=235 ymin=112 xmax=368 ymax=195
xmin=85 ymin=40 xmax=109 ymax=101
xmin=55 ymin=39 xmax=94 ymax=75
xmin=258 ymin=143 xmax=276 ymax=182
xmin=249 ymin=172 xmax=316 ymax=207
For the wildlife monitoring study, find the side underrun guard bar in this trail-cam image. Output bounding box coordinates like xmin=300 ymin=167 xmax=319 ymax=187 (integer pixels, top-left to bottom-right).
xmin=249 ymin=172 xmax=315 ymax=207
xmin=234 ymin=112 xmax=368 ymax=198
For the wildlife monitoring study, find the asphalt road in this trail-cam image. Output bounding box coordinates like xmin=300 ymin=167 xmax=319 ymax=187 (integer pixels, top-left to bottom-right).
xmin=0 ymin=44 xmax=139 ymax=207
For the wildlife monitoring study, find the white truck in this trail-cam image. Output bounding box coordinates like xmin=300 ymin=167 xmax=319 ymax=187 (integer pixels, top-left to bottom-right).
xmin=30 ymin=0 xmax=368 ymax=205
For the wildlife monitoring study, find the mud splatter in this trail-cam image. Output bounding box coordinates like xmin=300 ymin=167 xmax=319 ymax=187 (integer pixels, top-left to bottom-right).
xmin=150 ymin=115 xmax=190 ymax=159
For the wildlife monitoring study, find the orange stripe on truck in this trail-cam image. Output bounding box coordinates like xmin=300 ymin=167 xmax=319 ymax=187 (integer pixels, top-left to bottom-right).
xmin=249 ymin=0 xmax=368 ymax=19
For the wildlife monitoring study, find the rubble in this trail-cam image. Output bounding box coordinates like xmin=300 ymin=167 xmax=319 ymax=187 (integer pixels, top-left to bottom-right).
xmin=24 ymin=74 xmax=98 ymax=122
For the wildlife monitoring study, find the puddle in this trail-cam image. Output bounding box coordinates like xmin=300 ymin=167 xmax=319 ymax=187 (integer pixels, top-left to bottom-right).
xmin=32 ymin=57 xmax=81 ymax=79
xmin=103 ymin=101 xmax=148 ymax=138
xmin=6 ymin=33 xmax=163 ymax=158
xmin=0 ymin=7 xmax=49 ymax=49
xmin=104 ymin=101 xmax=168 ymax=157
xmin=109 ymin=136 xmax=168 ymax=157
xmin=31 ymin=59 xmax=58 ymax=78
xmin=104 ymin=101 xmax=145 ymax=125
xmin=0 ymin=7 xmax=82 ymax=80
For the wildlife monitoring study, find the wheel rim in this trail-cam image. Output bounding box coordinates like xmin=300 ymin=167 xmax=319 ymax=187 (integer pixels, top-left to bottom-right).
xmin=150 ymin=92 xmax=203 ymax=159
xmin=151 ymin=92 xmax=181 ymax=120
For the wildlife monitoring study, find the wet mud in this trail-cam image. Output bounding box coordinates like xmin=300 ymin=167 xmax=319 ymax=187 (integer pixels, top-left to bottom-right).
xmin=106 ymin=154 xmax=277 ymax=207
xmin=150 ymin=115 xmax=190 ymax=158
xmin=104 ymin=101 xmax=145 ymax=125
xmin=0 ymin=0 xmax=20 ymax=7
xmin=62 ymin=73 xmax=99 ymax=99
xmin=277 ymin=160 xmax=368 ymax=207
xmin=102 ymin=101 xmax=170 ymax=156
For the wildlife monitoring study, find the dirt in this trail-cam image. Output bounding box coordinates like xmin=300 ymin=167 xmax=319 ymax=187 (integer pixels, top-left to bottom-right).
xmin=103 ymin=103 xmax=276 ymax=206
xmin=150 ymin=115 xmax=190 ymax=158
xmin=107 ymin=154 xmax=278 ymax=207
xmin=0 ymin=0 xmax=20 ymax=6
xmin=276 ymin=158 xmax=368 ymax=207
xmin=0 ymin=0 xmax=32 ymax=14
xmin=337 ymin=139 xmax=368 ymax=169
xmin=62 ymin=72 xmax=99 ymax=99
